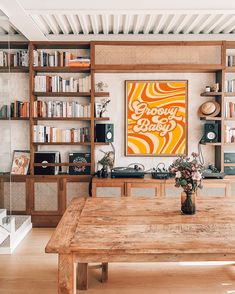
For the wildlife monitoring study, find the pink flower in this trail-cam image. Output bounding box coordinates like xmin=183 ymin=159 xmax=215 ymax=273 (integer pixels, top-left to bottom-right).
xmin=175 ymin=171 xmax=181 ymax=178
xmin=192 ymin=171 xmax=202 ymax=181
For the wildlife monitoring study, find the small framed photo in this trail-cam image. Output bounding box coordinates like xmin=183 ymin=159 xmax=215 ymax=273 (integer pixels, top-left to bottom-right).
xmin=11 ymin=150 xmax=30 ymax=175
xmin=95 ymin=102 xmax=102 ymax=118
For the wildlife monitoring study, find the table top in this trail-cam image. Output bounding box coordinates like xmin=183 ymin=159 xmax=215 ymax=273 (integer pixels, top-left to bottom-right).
xmin=46 ymin=197 xmax=235 ymax=257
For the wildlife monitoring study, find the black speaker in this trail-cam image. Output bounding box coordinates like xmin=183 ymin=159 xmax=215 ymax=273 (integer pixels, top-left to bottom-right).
xmin=95 ymin=124 xmax=114 ymax=143
xmin=204 ymin=123 xmax=219 ymax=143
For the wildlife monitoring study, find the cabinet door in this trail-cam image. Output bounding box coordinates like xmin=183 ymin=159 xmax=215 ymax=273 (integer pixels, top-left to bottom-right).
xmin=32 ymin=179 xmax=59 ymax=214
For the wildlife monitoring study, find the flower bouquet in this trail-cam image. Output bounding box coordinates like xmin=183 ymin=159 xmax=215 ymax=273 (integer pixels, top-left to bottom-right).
xmin=169 ymin=153 xmax=203 ymax=214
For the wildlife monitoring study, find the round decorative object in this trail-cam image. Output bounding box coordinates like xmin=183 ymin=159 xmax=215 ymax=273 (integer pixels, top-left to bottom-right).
xmin=207 ymin=131 xmax=216 ymax=140
xmin=106 ymin=130 xmax=113 ymax=140
xmin=73 ymin=156 xmax=87 ymax=173
xmin=198 ymin=101 xmax=220 ymax=117
xmin=42 ymin=160 xmax=48 ymax=169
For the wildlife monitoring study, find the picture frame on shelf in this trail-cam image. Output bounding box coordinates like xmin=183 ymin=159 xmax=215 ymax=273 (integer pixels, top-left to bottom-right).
xmin=95 ymin=102 xmax=102 ymax=118
xmin=11 ymin=150 xmax=30 ymax=175
xmin=125 ymin=80 xmax=188 ymax=156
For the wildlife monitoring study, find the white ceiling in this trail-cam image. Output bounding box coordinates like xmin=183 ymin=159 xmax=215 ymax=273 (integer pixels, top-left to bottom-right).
xmin=1 ymin=0 xmax=235 ymax=41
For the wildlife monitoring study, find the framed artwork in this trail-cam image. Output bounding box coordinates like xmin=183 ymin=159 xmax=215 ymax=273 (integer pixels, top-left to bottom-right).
xmin=11 ymin=150 xmax=30 ymax=175
xmin=125 ymin=80 xmax=188 ymax=156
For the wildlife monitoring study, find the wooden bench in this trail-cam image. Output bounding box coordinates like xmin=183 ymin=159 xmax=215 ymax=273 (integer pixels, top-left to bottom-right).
xmin=45 ymin=197 xmax=108 ymax=293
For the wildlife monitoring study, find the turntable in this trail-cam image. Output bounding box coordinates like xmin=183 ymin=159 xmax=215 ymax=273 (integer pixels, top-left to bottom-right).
xmin=111 ymin=165 xmax=145 ymax=178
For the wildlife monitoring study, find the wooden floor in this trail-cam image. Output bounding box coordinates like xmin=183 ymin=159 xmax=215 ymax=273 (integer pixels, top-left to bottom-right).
xmin=0 ymin=229 xmax=235 ymax=294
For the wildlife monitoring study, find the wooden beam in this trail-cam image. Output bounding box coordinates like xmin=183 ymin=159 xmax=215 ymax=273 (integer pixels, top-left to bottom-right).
xmin=0 ymin=0 xmax=47 ymax=41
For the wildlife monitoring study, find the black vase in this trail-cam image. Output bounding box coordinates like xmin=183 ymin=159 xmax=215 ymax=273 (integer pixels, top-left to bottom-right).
xmin=181 ymin=191 xmax=196 ymax=215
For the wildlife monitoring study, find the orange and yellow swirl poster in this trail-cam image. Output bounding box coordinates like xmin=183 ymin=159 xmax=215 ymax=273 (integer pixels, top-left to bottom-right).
xmin=126 ymin=80 xmax=187 ymax=156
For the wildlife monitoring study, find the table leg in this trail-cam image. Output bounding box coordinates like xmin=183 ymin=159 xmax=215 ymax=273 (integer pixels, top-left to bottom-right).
xmin=58 ymin=254 xmax=75 ymax=294
xmin=77 ymin=263 xmax=88 ymax=290
xmin=101 ymin=262 xmax=108 ymax=283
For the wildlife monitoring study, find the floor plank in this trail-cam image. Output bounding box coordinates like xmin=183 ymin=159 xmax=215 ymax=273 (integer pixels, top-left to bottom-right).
xmin=0 ymin=228 xmax=235 ymax=294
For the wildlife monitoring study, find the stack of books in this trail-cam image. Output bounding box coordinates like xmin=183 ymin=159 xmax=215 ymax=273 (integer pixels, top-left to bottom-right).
xmin=33 ymin=100 xmax=91 ymax=118
xmin=33 ymin=125 xmax=90 ymax=143
xmin=0 ymin=50 xmax=28 ymax=67
xmin=34 ymin=75 xmax=91 ymax=92
xmin=225 ymin=79 xmax=235 ymax=92
xmin=226 ymin=55 xmax=235 ymax=67
xmin=0 ymin=101 xmax=29 ymax=118
xmin=225 ymin=101 xmax=235 ymax=118
xmin=33 ymin=50 xmax=90 ymax=67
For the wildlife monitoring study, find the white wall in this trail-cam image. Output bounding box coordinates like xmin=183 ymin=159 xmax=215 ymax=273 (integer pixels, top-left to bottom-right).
xmin=95 ymin=72 xmax=216 ymax=171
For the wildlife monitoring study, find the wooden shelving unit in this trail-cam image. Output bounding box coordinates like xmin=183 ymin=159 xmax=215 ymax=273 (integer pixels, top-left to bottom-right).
xmin=3 ymin=40 xmax=235 ymax=226
xmin=0 ymin=117 xmax=29 ymax=120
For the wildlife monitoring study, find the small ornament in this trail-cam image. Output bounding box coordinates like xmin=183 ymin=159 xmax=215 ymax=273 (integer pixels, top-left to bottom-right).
xmin=96 ymin=81 xmax=108 ymax=92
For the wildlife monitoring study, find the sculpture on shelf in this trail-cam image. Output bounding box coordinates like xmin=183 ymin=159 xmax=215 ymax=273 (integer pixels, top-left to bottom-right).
xmin=96 ymin=81 xmax=108 ymax=92
xmin=97 ymin=143 xmax=115 ymax=177
xmin=99 ymin=98 xmax=111 ymax=118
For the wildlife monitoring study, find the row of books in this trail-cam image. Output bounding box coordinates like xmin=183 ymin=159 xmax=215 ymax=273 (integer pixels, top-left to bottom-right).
xmin=225 ymin=126 xmax=235 ymax=143
xmin=225 ymin=80 xmax=235 ymax=92
xmin=33 ymin=50 xmax=90 ymax=67
xmin=33 ymin=125 xmax=90 ymax=143
xmin=33 ymin=101 xmax=91 ymax=118
xmin=0 ymin=50 xmax=28 ymax=67
xmin=0 ymin=101 xmax=29 ymax=118
xmin=225 ymin=102 xmax=235 ymax=118
xmin=34 ymin=75 xmax=91 ymax=92
xmin=226 ymin=55 xmax=235 ymax=67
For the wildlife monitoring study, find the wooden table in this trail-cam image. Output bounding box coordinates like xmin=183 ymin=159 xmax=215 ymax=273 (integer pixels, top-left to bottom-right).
xmin=46 ymin=197 xmax=235 ymax=294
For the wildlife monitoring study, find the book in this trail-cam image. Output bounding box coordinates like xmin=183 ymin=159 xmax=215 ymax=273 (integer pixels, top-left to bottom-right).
xmin=34 ymin=151 xmax=61 ymax=175
xmin=69 ymin=153 xmax=91 ymax=175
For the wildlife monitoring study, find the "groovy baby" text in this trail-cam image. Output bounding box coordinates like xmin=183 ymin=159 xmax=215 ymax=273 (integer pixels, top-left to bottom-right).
xmin=131 ymin=101 xmax=183 ymax=136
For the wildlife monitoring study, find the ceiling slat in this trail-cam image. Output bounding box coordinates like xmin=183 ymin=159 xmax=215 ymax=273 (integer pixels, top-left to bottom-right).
xmin=123 ymin=14 xmax=131 ymax=34
xmin=113 ymin=14 xmax=120 ymax=34
xmin=213 ymin=16 xmax=234 ymax=34
xmin=54 ymin=14 xmax=71 ymax=35
xmin=66 ymin=14 xmax=79 ymax=34
xmin=101 ymin=14 xmax=109 ymax=34
xmin=153 ymin=14 xmax=168 ymax=34
xmin=203 ymin=14 xmax=226 ymax=34
xmin=183 ymin=14 xmax=203 ymax=34
xmin=43 ymin=15 xmax=60 ymax=35
xmin=143 ymin=15 xmax=155 ymax=34
xmin=173 ymin=14 xmax=191 ymax=34
xmin=133 ymin=15 xmax=144 ymax=34
xmin=90 ymin=15 xmax=99 ymax=34
xmin=78 ymin=14 xmax=89 ymax=34
xmin=223 ymin=18 xmax=235 ymax=34
xmin=163 ymin=14 xmax=180 ymax=34
xmin=193 ymin=14 xmax=214 ymax=34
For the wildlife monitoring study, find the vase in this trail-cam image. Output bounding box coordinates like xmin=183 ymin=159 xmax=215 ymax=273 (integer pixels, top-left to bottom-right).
xmin=181 ymin=191 xmax=196 ymax=215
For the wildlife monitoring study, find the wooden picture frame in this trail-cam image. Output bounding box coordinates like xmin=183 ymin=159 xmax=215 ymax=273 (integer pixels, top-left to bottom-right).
xmin=11 ymin=150 xmax=30 ymax=175
xmin=125 ymin=80 xmax=188 ymax=156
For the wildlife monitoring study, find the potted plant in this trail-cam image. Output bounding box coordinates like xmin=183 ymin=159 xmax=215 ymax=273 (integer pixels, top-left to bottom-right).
xmin=169 ymin=153 xmax=203 ymax=215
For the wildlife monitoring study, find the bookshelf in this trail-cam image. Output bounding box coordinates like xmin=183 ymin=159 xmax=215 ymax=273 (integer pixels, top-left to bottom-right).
xmin=3 ymin=40 xmax=235 ymax=226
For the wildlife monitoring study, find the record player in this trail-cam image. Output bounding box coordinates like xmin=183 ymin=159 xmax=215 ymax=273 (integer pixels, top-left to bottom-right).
xmin=111 ymin=165 xmax=145 ymax=178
